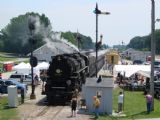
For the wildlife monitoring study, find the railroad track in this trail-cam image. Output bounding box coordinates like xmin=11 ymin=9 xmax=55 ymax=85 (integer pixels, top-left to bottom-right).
xmin=22 ymin=105 xmax=65 ymax=120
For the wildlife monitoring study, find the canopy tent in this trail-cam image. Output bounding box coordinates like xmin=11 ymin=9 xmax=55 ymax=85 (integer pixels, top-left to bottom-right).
xmin=136 ymin=70 xmax=160 ymax=78
xmin=35 ymin=62 xmax=49 ymax=70
xmin=114 ymin=65 xmax=151 ymax=78
xmin=13 ymin=62 xmax=28 ymax=69
xmin=136 ymin=70 xmax=150 ymax=78
xmin=13 ymin=62 xmax=39 ymax=75
xmin=13 ymin=62 xmax=30 ymax=74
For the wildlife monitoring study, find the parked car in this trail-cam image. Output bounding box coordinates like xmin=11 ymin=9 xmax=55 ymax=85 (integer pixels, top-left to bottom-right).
xmin=154 ymin=81 xmax=160 ymax=98
xmin=154 ymin=61 xmax=160 ymax=67
xmin=0 ymin=79 xmax=27 ymax=94
xmin=144 ymin=80 xmax=160 ymax=99
xmin=9 ymin=73 xmax=32 ymax=85
xmin=154 ymin=61 xmax=160 ymax=71
xmin=133 ymin=60 xmax=143 ymax=65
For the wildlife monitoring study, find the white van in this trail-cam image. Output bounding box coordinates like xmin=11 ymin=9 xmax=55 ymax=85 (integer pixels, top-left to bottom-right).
xmin=9 ymin=73 xmax=32 ymax=85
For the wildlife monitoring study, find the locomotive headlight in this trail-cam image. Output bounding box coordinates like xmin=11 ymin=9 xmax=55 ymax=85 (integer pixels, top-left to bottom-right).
xmin=66 ymin=80 xmax=71 ymax=86
xmin=56 ymin=69 xmax=61 ymax=74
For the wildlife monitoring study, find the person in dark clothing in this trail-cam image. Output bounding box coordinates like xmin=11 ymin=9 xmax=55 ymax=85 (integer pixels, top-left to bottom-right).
xmin=145 ymin=92 xmax=152 ymax=114
xmin=119 ymin=74 xmax=123 ymax=85
xmin=21 ymin=88 xmax=25 ymax=104
xmin=71 ymin=96 xmax=77 ymax=117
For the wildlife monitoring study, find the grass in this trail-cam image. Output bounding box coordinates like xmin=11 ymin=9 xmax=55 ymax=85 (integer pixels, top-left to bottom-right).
xmin=0 ymin=97 xmax=19 ymax=120
xmin=0 ymin=56 xmax=17 ymax=62
xmin=98 ymin=87 xmax=160 ymax=120
xmin=0 ymin=55 xmax=17 ymax=71
xmin=0 ymin=54 xmax=29 ymax=72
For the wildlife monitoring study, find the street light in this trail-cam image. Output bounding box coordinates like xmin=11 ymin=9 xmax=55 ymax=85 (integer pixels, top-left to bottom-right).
xmin=28 ymin=16 xmax=37 ymax=99
xmin=93 ymin=3 xmax=110 ymax=77
xmin=150 ymin=0 xmax=155 ymax=110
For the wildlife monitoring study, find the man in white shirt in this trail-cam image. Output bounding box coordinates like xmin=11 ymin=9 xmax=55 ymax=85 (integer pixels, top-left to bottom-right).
xmin=118 ymin=91 xmax=124 ymax=113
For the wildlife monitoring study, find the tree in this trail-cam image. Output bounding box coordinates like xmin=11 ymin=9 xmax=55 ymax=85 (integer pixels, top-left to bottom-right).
xmin=127 ymin=29 xmax=160 ymax=54
xmin=61 ymin=31 xmax=95 ymax=50
xmin=0 ymin=12 xmax=52 ymax=54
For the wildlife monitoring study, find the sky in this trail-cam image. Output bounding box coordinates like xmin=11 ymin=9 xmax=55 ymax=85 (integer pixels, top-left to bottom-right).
xmin=0 ymin=0 xmax=160 ymax=46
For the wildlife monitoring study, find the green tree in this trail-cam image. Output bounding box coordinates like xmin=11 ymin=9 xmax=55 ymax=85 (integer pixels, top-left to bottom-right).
xmin=61 ymin=31 xmax=95 ymax=50
xmin=0 ymin=12 xmax=52 ymax=54
xmin=127 ymin=29 xmax=160 ymax=54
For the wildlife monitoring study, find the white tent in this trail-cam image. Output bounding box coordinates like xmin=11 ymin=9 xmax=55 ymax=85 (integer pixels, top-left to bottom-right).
xmin=13 ymin=62 xmax=27 ymax=69
xmin=136 ymin=70 xmax=150 ymax=78
xmin=136 ymin=70 xmax=159 ymax=78
xmin=114 ymin=65 xmax=151 ymax=77
xmin=13 ymin=62 xmax=39 ymax=75
xmin=13 ymin=62 xmax=30 ymax=74
xmin=36 ymin=62 xmax=49 ymax=70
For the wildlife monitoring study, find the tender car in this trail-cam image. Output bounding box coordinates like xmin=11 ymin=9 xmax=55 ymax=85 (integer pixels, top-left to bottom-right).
xmin=0 ymin=79 xmax=27 ymax=94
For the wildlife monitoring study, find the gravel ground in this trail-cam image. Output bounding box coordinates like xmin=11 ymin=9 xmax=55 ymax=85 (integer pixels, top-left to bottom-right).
xmin=17 ymin=84 xmax=91 ymax=120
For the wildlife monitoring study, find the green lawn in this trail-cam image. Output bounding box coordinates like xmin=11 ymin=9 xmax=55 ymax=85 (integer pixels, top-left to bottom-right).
xmin=0 ymin=56 xmax=17 ymax=71
xmin=99 ymin=87 xmax=160 ymax=120
xmin=0 ymin=97 xmax=19 ymax=120
xmin=0 ymin=56 xmax=17 ymax=62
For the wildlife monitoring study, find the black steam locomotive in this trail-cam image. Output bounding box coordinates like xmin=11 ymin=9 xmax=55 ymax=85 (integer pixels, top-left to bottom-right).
xmin=45 ymin=51 xmax=106 ymax=104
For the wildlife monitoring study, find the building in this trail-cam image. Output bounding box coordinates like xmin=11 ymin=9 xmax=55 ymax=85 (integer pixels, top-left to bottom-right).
xmin=32 ymin=43 xmax=62 ymax=62
xmin=122 ymin=48 xmax=151 ymax=62
xmin=82 ymin=77 xmax=114 ymax=114
xmin=29 ymin=33 xmax=79 ymax=62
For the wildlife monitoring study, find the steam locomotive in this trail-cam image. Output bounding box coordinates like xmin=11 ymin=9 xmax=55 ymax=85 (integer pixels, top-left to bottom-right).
xmin=45 ymin=50 xmax=106 ymax=104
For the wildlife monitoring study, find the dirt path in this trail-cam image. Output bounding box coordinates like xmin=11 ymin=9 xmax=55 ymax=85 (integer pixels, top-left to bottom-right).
xmin=17 ymin=84 xmax=91 ymax=120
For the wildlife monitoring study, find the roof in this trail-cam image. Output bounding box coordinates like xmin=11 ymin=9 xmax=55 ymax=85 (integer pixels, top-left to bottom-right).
xmin=114 ymin=65 xmax=151 ymax=77
xmin=85 ymin=77 xmax=114 ymax=88
xmin=28 ymin=33 xmax=79 ymax=56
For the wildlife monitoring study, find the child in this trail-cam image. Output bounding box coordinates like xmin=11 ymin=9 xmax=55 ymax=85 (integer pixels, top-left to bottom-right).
xmin=71 ymin=95 xmax=77 ymax=117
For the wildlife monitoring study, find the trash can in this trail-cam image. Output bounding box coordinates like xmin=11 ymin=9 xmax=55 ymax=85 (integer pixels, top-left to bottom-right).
xmin=8 ymin=85 xmax=18 ymax=107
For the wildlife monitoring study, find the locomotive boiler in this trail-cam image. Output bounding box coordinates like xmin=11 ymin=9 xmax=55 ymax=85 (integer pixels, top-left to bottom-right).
xmin=45 ymin=50 xmax=106 ymax=104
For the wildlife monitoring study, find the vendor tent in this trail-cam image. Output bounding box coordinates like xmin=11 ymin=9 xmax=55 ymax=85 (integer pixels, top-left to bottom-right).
xmin=13 ymin=62 xmax=39 ymax=75
xmin=13 ymin=62 xmax=27 ymax=69
xmin=136 ymin=70 xmax=159 ymax=78
xmin=114 ymin=65 xmax=150 ymax=77
xmin=13 ymin=62 xmax=30 ymax=74
xmin=36 ymin=62 xmax=49 ymax=70
xmin=136 ymin=70 xmax=150 ymax=78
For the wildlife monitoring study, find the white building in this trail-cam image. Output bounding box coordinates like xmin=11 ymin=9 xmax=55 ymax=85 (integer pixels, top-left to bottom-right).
xmin=30 ymin=33 xmax=79 ymax=62
xmin=122 ymin=48 xmax=151 ymax=62
xmin=82 ymin=77 xmax=114 ymax=115
xmin=32 ymin=43 xmax=62 ymax=62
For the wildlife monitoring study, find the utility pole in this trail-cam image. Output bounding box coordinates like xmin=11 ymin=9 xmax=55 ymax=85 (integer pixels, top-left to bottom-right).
xmin=28 ymin=16 xmax=37 ymax=99
xmin=150 ymin=0 xmax=155 ymax=110
xmin=94 ymin=3 xmax=110 ymax=77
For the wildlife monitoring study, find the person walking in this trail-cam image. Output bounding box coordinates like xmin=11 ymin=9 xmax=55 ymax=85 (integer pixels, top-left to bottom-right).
xmin=93 ymin=96 xmax=100 ymax=119
xmin=118 ymin=91 xmax=124 ymax=113
xmin=145 ymin=92 xmax=152 ymax=114
xmin=71 ymin=95 xmax=77 ymax=117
